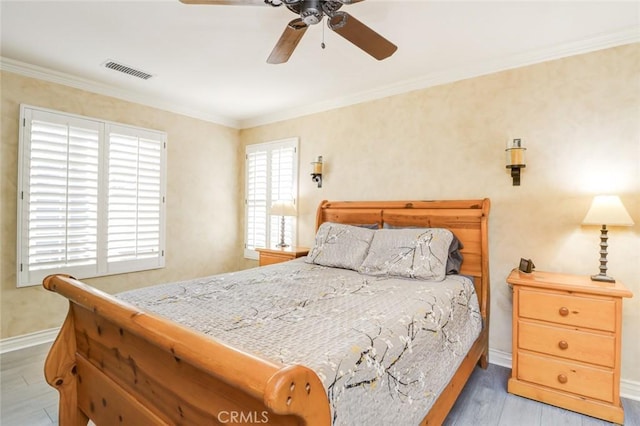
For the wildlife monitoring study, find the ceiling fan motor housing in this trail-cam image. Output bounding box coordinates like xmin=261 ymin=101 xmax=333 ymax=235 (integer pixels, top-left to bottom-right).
xmin=285 ymin=0 xmax=344 ymax=26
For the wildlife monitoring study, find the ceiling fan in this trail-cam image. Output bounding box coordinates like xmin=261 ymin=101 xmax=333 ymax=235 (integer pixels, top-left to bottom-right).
xmin=180 ymin=0 xmax=397 ymax=64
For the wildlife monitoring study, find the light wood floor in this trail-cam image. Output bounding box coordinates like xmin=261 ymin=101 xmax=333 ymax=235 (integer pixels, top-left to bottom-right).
xmin=1 ymin=343 xmax=639 ymax=425
xmin=1 ymin=343 xmax=58 ymax=425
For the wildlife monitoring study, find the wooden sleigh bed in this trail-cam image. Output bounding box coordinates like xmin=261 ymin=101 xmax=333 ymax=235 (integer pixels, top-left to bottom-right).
xmin=43 ymin=199 xmax=490 ymax=425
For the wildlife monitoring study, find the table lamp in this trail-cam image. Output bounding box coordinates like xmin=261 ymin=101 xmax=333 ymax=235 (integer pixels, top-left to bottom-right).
xmin=270 ymin=201 xmax=297 ymax=247
xmin=582 ymin=195 xmax=634 ymax=282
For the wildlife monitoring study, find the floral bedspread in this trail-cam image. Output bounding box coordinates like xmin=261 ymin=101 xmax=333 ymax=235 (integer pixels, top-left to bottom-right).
xmin=117 ymin=259 xmax=481 ymax=425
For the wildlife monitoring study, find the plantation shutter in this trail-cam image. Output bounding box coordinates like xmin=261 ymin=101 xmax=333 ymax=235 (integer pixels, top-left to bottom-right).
xmin=106 ymin=125 xmax=165 ymax=273
xmin=17 ymin=106 xmax=166 ymax=287
xmin=246 ymin=149 xmax=268 ymax=252
xmin=18 ymin=110 xmax=101 ymax=285
xmin=244 ymin=138 xmax=298 ymax=259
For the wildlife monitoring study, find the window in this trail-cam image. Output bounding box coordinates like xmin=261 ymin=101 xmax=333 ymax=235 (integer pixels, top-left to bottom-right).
xmin=244 ymin=138 xmax=298 ymax=259
xmin=17 ymin=105 xmax=166 ymax=287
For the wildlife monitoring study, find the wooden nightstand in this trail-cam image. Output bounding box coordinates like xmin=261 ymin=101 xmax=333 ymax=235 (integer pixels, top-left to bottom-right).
xmin=507 ymin=269 xmax=633 ymax=423
xmin=255 ymin=246 xmax=309 ymax=267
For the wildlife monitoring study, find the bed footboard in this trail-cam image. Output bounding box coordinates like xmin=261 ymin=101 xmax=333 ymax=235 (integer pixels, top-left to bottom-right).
xmin=43 ymin=274 xmax=331 ymax=426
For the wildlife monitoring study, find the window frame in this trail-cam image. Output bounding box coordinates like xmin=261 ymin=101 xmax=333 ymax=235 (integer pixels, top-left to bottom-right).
xmin=16 ymin=104 xmax=167 ymax=287
xmin=244 ymin=137 xmax=299 ymax=260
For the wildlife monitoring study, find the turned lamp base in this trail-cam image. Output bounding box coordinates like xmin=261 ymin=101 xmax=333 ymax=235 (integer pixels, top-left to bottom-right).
xmin=276 ymin=215 xmax=289 ymax=248
xmin=590 ymin=224 xmax=616 ymax=284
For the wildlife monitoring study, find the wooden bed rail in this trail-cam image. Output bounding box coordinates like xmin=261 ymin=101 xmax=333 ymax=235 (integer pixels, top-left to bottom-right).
xmin=43 ymin=274 xmax=330 ymax=425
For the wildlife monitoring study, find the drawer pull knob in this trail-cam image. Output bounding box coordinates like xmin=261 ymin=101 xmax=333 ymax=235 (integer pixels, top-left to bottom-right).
xmin=557 ymin=374 xmax=568 ymax=384
xmin=559 ymin=307 xmax=569 ymax=316
xmin=558 ymin=340 xmax=569 ymax=350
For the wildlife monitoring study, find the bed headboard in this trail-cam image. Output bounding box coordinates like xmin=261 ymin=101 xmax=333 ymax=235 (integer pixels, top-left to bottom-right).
xmin=315 ymin=199 xmax=491 ymax=324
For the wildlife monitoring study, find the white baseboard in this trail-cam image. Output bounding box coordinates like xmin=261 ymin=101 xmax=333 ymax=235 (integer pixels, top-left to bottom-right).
xmin=621 ymin=378 xmax=640 ymax=402
xmin=488 ymin=348 xmax=640 ymax=402
xmin=1 ymin=331 xmax=638 ymax=402
xmin=489 ymin=347 xmax=513 ymax=369
xmin=0 ymin=327 xmax=59 ymax=354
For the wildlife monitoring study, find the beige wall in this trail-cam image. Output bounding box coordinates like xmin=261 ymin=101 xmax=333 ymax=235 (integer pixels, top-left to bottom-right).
xmin=240 ymin=44 xmax=640 ymax=382
xmin=1 ymin=71 xmax=242 ymax=338
xmin=2 ymin=44 xmax=638 ymax=385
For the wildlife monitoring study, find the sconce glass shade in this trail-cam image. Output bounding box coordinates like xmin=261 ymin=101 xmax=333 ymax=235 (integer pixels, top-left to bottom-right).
xmin=311 ymin=156 xmax=323 ymax=174
xmin=505 ymin=147 xmax=526 ymax=167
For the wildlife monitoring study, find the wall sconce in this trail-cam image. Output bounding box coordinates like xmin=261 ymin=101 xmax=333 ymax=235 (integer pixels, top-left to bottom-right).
xmin=505 ymin=138 xmax=526 ymax=186
xmin=311 ymin=155 xmax=323 ymax=188
xmin=582 ymin=195 xmax=634 ymax=283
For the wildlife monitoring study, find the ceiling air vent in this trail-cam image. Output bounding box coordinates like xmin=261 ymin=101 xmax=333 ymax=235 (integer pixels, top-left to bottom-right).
xmin=103 ymin=60 xmax=153 ymax=80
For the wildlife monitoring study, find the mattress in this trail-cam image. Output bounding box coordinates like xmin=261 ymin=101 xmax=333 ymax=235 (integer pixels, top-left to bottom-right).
xmin=118 ymin=258 xmax=482 ymax=425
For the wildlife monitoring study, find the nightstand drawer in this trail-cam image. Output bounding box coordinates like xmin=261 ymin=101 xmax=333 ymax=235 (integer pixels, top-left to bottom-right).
xmin=519 ymin=289 xmax=615 ymax=332
xmin=518 ymin=351 xmax=614 ymax=403
xmin=259 ymin=253 xmax=289 ymax=266
xmin=518 ymin=320 xmax=615 ymax=367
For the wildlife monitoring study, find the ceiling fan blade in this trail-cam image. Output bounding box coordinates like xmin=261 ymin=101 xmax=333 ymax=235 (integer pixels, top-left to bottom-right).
xmin=328 ymin=12 xmax=397 ymax=60
xmin=267 ymin=19 xmax=308 ymax=64
xmin=180 ymin=0 xmax=269 ymax=5
xmin=336 ymin=0 xmax=366 ymax=4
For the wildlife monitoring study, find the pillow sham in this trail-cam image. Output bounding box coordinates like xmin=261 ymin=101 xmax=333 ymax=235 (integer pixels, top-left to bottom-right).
xmin=305 ymin=222 xmax=375 ymax=270
xmin=446 ymin=235 xmax=464 ymax=274
xmin=359 ymin=228 xmax=454 ymax=281
xmin=382 ymin=223 xmax=464 ymax=274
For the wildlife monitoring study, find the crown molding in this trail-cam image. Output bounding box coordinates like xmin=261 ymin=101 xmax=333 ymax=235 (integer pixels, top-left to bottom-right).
xmin=2 ymin=26 xmax=638 ymax=131
xmin=0 ymin=57 xmax=241 ymax=129
xmin=239 ymin=26 xmax=639 ymax=129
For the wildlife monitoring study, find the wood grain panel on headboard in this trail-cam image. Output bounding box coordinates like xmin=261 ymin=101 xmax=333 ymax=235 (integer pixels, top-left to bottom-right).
xmin=319 ymin=208 xmax=382 ymax=228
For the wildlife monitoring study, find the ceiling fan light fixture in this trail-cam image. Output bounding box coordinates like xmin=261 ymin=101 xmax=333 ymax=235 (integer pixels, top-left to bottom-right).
xmin=328 ymin=11 xmax=347 ymax=30
xmin=301 ymin=8 xmax=322 ymax=25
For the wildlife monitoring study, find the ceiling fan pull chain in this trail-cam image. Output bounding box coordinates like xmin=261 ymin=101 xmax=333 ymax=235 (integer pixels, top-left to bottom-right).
xmin=321 ymin=17 xmax=326 ymax=49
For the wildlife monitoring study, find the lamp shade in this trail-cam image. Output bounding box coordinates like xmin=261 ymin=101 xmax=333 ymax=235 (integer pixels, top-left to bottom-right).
xmin=270 ymin=200 xmax=297 ymax=217
xmin=582 ymin=195 xmax=634 ymax=226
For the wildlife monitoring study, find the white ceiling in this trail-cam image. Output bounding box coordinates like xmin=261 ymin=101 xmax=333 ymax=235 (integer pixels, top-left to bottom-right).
xmin=1 ymin=1 xmax=638 ymax=129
